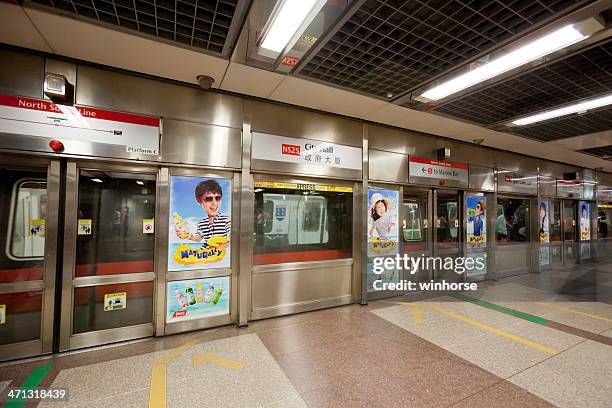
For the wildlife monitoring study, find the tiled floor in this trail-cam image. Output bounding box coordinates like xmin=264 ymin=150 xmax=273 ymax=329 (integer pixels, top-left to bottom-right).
xmin=1 ymin=265 xmax=611 ymax=407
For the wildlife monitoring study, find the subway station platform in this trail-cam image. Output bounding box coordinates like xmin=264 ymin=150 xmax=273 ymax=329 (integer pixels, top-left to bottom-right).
xmin=2 ymin=261 xmax=610 ymax=408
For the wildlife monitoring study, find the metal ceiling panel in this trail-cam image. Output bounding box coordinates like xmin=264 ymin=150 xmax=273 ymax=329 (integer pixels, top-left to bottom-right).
xmin=297 ymin=0 xmax=587 ymax=98
xmin=27 ymin=0 xmax=247 ymax=56
xmin=430 ymin=39 xmax=612 ymax=126
xmin=580 ymin=145 xmax=612 ymax=159
xmin=509 ymin=108 xmax=612 ymax=141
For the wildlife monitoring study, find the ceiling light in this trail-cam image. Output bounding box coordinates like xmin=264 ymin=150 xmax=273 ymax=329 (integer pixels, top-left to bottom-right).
xmin=511 ymin=93 xmax=612 ymax=126
xmin=260 ymin=0 xmax=325 ymax=53
xmin=136 ymin=181 xmax=144 ymax=185
xmin=91 ymin=178 xmax=103 ymax=183
xmin=420 ymin=25 xmax=586 ymax=101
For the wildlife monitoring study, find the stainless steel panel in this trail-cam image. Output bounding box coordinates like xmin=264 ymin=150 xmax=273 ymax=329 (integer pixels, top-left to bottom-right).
xmin=469 ymin=165 xmax=494 ymax=192
xmin=495 ymin=151 xmax=539 ymax=174
xmin=72 ymin=272 xmax=155 ymax=287
xmin=0 ymin=133 xmax=161 ymax=162
xmin=161 ymin=120 xmax=241 ymax=168
xmin=360 ymin=128 xmax=368 ymax=304
xmin=251 ymin=264 xmax=352 ymax=313
xmin=165 ymin=314 xmax=232 ymax=335
xmin=69 ymin=324 xmax=154 ymax=350
xmin=59 ymin=161 xmax=78 ymax=351
xmin=250 ymin=295 xmax=352 ymax=320
xmin=539 ymin=175 xmax=556 ymax=197
xmin=352 ymin=181 xmax=362 ymax=303
xmin=368 ymin=149 xmax=408 ymax=183
xmin=244 ymin=99 xmax=363 ymax=147
xmin=0 ymin=340 xmax=42 ymax=363
xmin=0 ymin=49 xmax=44 ymax=98
xmin=368 ymin=125 xmax=437 ymax=156
xmin=495 ymin=245 xmax=531 ymax=277
xmin=250 ymin=159 xmax=361 ymax=180
xmin=253 ymin=259 xmax=353 ymax=273
xmin=230 ymin=172 xmax=240 ymax=323
xmin=76 ymin=65 xmax=243 ymax=128
xmin=155 ymin=167 xmax=169 ymax=335
xmin=239 ymin=124 xmax=253 ymax=326
xmin=41 ymin=160 xmax=60 ymax=354
xmin=166 ymin=269 xmax=231 ymax=281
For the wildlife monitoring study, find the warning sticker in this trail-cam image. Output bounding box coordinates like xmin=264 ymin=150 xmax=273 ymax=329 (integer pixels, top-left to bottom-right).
xmin=0 ymin=305 xmax=5 ymax=324
xmin=78 ymin=219 xmax=92 ymax=235
xmin=29 ymin=219 xmax=45 ymax=237
xmin=143 ymin=219 xmax=154 ymax=234
xmin=104 ymin=292 xmax=127 ymax=311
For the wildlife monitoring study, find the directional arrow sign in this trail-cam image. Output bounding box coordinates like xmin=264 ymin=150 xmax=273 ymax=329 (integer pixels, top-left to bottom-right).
xmin=192 ymin=352 xmax=245 ymax=370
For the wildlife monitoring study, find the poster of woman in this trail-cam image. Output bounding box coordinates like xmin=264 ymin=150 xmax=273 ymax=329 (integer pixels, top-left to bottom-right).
xmin=367 ymin=189 xmax=399 ymax=256
xmin=579 ymin=201 xmax=590 ymax=241
xmin=539 ymin=200 xmax=550 ymax=243
xmin=466 ymin=194 xmax=486 ymax=248
xmin=168 ymin=176 xmax=232 ymax=271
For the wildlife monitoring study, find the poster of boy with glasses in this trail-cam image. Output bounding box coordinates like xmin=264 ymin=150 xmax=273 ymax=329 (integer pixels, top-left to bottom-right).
xmin=168 ymin=176 xmax=231 ymax=271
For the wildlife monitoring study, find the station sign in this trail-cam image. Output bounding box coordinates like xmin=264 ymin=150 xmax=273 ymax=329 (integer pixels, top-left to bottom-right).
xmin=408 ymin=156 xmax=468 ymax=188
xmin=0 ymin=93 xmax=160 ymax=158
xmin=251 ymin=132 xmax=362 ymax=171
xmin=254 ymin=181 xmax=352 ymax=193
xmin=497 ymin=171 xmax=537 ymax=195
xmin=557 ymin=180 xmax=584 ymax=199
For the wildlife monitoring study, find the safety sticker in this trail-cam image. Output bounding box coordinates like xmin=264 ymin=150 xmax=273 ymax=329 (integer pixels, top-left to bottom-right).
xmin=29 ymin=219 xmax=45 ymax=237
xmin=0 ymin=305 xmax=5 ymax=324
xmin=104 ymin=292 xmax=126 ymax=311
xmin=143 ymin=218 xmax=154 ymax=234
xmin=77 ymin=219 xmax=92 ymax=235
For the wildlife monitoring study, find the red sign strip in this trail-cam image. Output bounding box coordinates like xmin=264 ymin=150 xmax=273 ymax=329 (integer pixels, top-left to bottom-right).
xmin=409 ymin=156 xmax=468 ymax=170
xmin=0 ymin=93 xmax=159 ymax=127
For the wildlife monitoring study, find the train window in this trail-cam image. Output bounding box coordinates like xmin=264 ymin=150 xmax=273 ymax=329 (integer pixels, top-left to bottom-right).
xmin=436 ymin=194 xmax=459 ymax=244
xmin=253 ymin=184 xmax=352 ymax=265
xmin=598 ymin=204 xmax=612 ymax=239
xmin=551 ymin=200 xmax=562 ymax=242
xmin=7 ymin=180 xmax=47 ymax=260
xmin=563 ymin=201 xmax=576 ymax=241
xmin=497 ymin=198 xmax=530 ymax=244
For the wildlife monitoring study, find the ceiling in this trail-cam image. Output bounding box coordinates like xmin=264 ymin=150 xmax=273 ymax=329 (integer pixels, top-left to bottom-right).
xmin=24 ymin=0 xmax=249 ymax=56
xmin=0 ymin=0 xmax=611 ymax=168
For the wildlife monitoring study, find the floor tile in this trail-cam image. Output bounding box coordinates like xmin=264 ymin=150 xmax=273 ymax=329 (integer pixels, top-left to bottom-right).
xmin=509 ymin=340 xmax=612 ymax=408
xmin=449 ymin=381 xmax=555 ymax=408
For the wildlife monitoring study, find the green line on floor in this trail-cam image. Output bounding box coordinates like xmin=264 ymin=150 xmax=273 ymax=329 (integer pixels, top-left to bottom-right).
xmin=450 ymin=294 xmax=549 ymax=324
xmin=3 ymin=362 xmax=53 ymax=408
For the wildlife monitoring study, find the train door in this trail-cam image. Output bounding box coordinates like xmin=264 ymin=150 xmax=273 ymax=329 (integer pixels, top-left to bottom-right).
xmin=550 ymin=199 xmax=563 ymax=266
xmin=0 ymin=156 xmax=60 ymax=362
xmin=433 ymin=189 xmax=461 ymax=282
xmin=58 ymin=162 xmax=157 ymax=351
xmin=563 ymin=200 xmax=577 ymax=264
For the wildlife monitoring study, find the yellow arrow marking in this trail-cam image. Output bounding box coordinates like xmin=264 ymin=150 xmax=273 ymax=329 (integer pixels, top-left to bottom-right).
xmin=193 ymin=352 xmax=245 ymax=370
xmin=410 ymin=304 xmax=423 ymax=324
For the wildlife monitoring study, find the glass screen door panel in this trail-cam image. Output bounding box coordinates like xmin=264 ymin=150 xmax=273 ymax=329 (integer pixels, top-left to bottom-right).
xmin=436 ymin=191 xmax=460 ymax=252
xmin=75 ymin=171 xmax=156 ymax=277
xmin=70 ymin=168 xmax=156 ymax=342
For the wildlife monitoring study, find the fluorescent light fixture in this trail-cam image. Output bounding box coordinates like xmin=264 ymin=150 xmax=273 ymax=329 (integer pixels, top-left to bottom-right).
xmin=260 ymin=0 xmax=324 ymax=53
xmin=420 ymin=25 xmax=586 ymax=101
xmin=91 ymin=178 xmax=103 ymax=183
xmin=511 ymin=93 xmax=612 ymax=126
xmin=136 ymin=181 xmax=144 ymax=185
xmin=254 ymin=188 xmax=263 ymax=193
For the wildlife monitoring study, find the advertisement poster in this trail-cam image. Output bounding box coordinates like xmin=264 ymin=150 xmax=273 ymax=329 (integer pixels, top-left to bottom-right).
xmin=367 ymin=262 xmax=399 ymax=292
xmin=579 ymin=201 xmax=590 ymax=241
xmin=167 ymin=277 xmax=229 ymax=323
xmin=466 ymin=194 xmax=486 ymax=248
xmin=367 ymin=189 xmax=399 ymax=256
xmin=539 ymin=200 xmax=550 ymax=243
xmin=0 ymin=304 xmax=5 ymax=324
xmin=168 ymin=176 xmax=231 ymax=271
xmin=104 ymin=292 xmax=126 ymax=311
